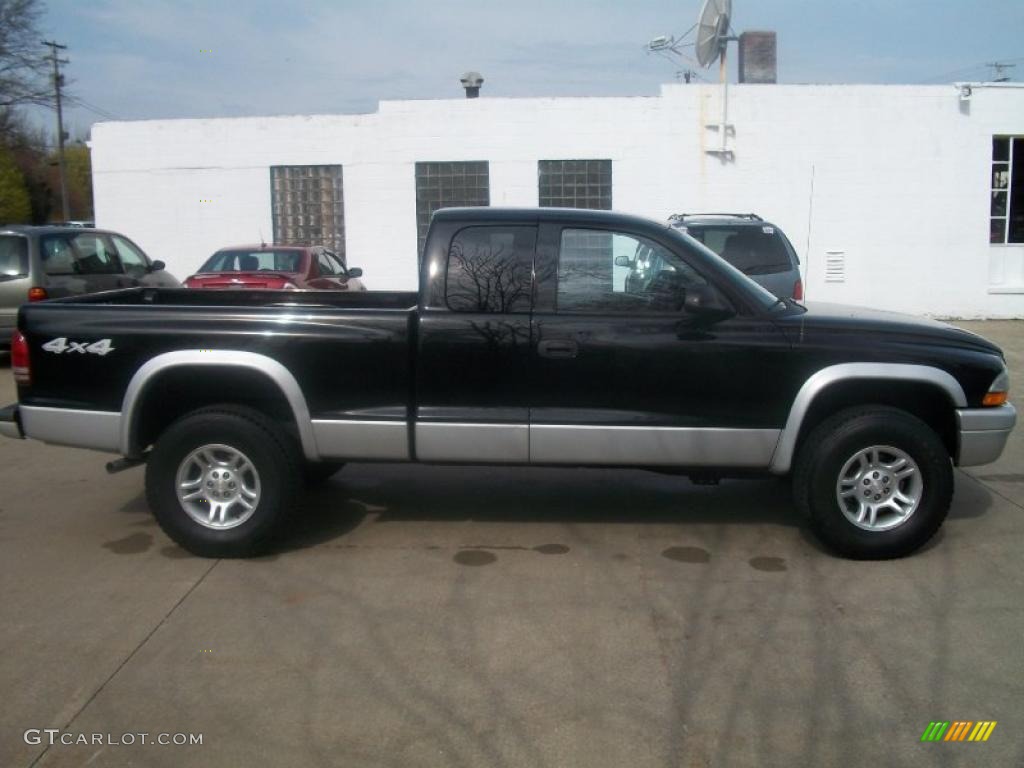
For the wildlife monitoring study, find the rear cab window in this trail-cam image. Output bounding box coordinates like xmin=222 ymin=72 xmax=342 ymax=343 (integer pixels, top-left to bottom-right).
xmin=0 ymin=236 xmax=28 ymax=279
xmin=445 ymin=226 xmax=536 ymax=313
xmin=683 ymin=225 xmax=796 ymax=276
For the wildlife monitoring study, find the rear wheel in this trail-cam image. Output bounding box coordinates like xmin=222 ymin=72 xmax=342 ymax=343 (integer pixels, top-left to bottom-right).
xmin=146 ymin=405 xmax=300 ymax=557
xmin=793 ymin=406 xmax=953 ymax=559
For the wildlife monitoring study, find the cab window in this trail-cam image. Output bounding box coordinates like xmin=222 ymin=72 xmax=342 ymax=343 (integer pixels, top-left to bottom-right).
xmin=556 ymin=228 xmax=706 ymax=313
xmin=446 ymin=226 xmax=536 ymax=313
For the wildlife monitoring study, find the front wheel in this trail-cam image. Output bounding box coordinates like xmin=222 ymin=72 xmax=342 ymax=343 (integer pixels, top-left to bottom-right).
xmin=146 ymin=405 xmax=301 ymax=557
xmin=793 ymin=406 xmax=953 ymax=559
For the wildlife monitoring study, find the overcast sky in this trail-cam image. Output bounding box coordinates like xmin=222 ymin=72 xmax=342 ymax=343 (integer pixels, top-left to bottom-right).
xmin=35 ymin=0 xmax=1024 ymax=138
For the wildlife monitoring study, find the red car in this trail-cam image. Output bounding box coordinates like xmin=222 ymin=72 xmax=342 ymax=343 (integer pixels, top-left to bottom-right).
xmin=184 ymin=245 xmax=365 ymax=291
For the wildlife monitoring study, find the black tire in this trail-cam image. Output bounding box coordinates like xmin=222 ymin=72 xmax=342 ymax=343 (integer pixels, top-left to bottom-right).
xmin=145 ymin=405 xmax=301 ymax=558
xmin=793 ymin=406 xmax=953 ymax=560
xmin=303 ymin=461 xmax=345 ymax=485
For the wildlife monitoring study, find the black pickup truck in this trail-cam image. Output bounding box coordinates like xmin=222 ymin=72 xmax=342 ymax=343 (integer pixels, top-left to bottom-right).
xmin=0 ymin=208 xmax=1015 ymax=559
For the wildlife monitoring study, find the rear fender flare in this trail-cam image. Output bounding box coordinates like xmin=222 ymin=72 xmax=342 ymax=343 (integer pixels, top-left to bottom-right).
xmin=120 ymin=350 xmax=318 ymax=460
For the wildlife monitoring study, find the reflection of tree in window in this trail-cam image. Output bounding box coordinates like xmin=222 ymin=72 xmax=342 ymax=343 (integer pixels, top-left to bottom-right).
xmin=446 ymin=227 xmax=533 ymax=313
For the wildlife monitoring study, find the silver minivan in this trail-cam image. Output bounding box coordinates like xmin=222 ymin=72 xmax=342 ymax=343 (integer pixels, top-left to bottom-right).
xmin=0 ymin=226 xmax=180 ymax=348
xmin=667 ymin=213 xmax=803 ymax=300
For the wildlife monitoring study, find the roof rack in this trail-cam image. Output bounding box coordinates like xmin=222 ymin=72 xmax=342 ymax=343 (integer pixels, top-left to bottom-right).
xmin=668 ymin=212 xmax=763 ymax=222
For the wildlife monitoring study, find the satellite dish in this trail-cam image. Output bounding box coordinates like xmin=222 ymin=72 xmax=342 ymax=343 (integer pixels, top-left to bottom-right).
xmin=695 ymin=0 xmax=731 ymax=67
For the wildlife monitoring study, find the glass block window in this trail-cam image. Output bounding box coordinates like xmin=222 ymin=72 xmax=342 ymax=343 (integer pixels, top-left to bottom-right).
xmin=415 ymin=161 xmax=490 ymax=257
xmin=538 ymin=159 xmax=612 ymax=210
xmin=991 ymin=137 xmax=1024 ymax=244
xmin=270 ymin=165 xmax=345 ymax=256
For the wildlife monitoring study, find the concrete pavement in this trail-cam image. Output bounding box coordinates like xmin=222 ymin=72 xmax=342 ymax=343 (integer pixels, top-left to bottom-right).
xmin=0 ymin=320 xmax=1022 ymax=767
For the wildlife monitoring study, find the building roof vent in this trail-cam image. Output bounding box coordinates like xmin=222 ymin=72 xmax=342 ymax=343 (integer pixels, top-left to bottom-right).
xmin=460 ymin=71 xmax=484 ymax=98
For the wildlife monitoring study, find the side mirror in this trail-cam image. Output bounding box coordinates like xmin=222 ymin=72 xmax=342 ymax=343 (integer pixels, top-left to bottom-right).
xmin=346 ymin=267 xmax=363 ymax=278
xmin=683 ymin=284 xmax=735 ymax=323
xmin=614 ymin=255 xmax=632 ymax=268
xmin=150 ymin=260 xmax=166 ymax=272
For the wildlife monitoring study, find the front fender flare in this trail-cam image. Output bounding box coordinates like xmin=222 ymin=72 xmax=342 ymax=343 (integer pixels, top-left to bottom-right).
xmin=769 ymin=363 xmax=966 ymax=474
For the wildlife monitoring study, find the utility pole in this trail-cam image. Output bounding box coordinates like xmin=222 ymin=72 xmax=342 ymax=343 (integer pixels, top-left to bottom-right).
xmin=41 ymin=40 xmax=70 ymax=221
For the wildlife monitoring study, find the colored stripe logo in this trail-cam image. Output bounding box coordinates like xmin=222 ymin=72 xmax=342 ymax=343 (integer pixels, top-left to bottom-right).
xmin=921 ymin=721 xmax=997 ymax=742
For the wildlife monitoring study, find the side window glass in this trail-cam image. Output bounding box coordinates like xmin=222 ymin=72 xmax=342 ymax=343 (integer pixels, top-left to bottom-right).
xmin=557 ymin=229 xmax=706 ymax=313
xmin=71 ymin=234 xmax=119 ymax=275
xmin=326 ymin=252 xmax=348 ymax=275
xmin=112 ymin=235 xmax=149 ymax=275
xmin=446 ymin=226 xmax=536 ymax=313
xmin=41 ymin=237 xmax=77 ymax=275
xmin=0 ymin=237 xmax=28 ymax=277
xmin=317 ymin=253 xmax=337 ymax=276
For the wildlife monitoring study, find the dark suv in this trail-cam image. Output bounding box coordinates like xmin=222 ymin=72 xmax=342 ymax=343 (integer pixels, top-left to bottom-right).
xmin=668 ymin=213 xmax=803 ymax=300
xmin=0 ymin=226 xmax=180 ymax=347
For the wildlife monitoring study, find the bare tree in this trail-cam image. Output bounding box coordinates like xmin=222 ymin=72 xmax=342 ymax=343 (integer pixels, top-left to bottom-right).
xmin=0 ymin=0 xmax=49 ymax=108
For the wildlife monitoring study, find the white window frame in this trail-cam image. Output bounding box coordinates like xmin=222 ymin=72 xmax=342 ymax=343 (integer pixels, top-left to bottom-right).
xmin=990 ymin=136 xmax=1021 ymax=246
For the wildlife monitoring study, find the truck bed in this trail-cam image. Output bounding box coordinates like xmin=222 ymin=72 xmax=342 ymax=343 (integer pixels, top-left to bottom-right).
xmin=18 ymin=287 xmax=418 ymax=419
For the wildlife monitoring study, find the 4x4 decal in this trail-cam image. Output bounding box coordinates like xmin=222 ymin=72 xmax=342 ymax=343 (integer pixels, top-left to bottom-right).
xmin=41 ymin=337 xmax=115 ymax=356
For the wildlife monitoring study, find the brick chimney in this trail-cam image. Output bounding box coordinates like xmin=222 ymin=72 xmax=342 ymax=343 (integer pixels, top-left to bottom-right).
xmin=738 ymin=32 xmax=777 ymax=84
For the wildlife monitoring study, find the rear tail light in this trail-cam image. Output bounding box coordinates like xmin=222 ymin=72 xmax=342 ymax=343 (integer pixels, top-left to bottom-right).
xmin=792 ymin=279 xmax=804 ymax=301
xmin=27 ymin=287 xmax=48 ymax=302
xmin=11 ymin=331 xmax=30 ymax=385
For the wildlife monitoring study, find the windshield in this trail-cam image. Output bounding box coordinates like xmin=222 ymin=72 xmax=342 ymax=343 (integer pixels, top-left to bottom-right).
xmin=682 ymin=224 xmax=794 ymax=276
xmin=200 ymin=250 xmax=304 ymax=273
xmin=0 ymin=236 xmax=28 ymax=278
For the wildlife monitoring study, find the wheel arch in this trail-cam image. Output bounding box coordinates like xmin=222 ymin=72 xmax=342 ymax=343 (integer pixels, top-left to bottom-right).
xmin=770 ymin=363 xmax=966 ymax=474
xmin=120 ymin=351 xmax=319 ymax=461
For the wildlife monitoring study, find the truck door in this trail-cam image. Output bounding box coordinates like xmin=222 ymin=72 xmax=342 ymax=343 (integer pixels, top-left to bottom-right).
xmin=528 ymin=222 xmax=791 ymax=468
xmin=415 ymin=223 xmax=537 ymax=462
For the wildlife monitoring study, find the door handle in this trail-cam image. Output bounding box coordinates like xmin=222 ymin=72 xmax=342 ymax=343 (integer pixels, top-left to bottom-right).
xmin=537 ymin=339 xmax=578 ymax=359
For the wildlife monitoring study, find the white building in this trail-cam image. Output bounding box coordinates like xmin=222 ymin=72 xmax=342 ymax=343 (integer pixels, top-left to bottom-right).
xmin=90 ymin=82 xmax=1024 ymax=318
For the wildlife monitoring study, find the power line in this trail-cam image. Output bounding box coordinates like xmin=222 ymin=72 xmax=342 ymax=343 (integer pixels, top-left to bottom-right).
xmin=918 ymin=56 xmax=1024 ymax=84
xmin=65 ymin=95 xmax=120 ymax=121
